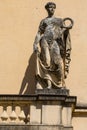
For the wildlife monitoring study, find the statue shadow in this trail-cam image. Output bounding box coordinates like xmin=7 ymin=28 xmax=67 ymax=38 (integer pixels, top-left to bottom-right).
xmin=19 ymin=53 xmax=36 ymax=95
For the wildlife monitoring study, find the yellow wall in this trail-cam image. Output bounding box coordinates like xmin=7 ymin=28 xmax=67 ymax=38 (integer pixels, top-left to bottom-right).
xmin=0 ymin=0 xmax=87 ymax=103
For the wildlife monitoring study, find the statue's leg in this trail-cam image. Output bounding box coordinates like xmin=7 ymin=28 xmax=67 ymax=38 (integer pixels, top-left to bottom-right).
xmin=40 ymin=37 xmax=51 ymax=67
xmin=40 ymin=37 xmax=52 ymax=88
xmin=51 ymin=41 xmax=66 ymax=87
xmin=61 ymin=62 xmax=66 ymax=87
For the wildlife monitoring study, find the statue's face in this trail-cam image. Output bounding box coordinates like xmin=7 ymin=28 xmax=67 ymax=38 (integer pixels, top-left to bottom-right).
xmin=47 ymin=4 xmax=55 ymax=16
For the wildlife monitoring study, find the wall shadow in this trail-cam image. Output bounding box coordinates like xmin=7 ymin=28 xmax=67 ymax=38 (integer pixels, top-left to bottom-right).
xmin=19 ymin=53 xmax=36 ymax=95
xmin=73 ymin=112 xmax=87 ymax=117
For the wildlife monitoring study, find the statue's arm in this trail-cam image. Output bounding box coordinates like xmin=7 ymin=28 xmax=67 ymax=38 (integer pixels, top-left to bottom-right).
xmin=33 ymin=19 xmax=45 ymax=52
xmin=33 ymin=31 xmax=42 ymax=52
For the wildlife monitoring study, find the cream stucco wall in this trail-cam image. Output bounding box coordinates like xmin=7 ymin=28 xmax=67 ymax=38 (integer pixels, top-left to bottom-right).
xmin=0 ymin=0 xmax=87 ymax=101
xmin=72 ymin=117 xmax=87 ymax=130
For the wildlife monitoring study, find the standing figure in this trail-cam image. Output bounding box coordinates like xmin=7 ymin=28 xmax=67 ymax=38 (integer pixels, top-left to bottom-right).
xmin=33 ymin=2 xmax=73 ymax=89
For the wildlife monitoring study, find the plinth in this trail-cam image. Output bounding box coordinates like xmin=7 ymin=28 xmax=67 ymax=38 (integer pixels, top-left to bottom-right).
xmin=29 ymin=88 xmax=76 ymax=130
xmin=35 ymin=88 xmax=69 ymax=95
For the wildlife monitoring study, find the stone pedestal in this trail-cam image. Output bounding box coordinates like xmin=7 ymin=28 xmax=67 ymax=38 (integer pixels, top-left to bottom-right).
xmin=35 ymin=88 xmax=69 ymax=96
xmin=29 ymin=89 xmax=76 ymax=130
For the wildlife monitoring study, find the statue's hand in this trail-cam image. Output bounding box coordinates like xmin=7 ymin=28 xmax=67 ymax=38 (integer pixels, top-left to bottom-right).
xmin=33 ymin=44 xmax=39 ymax=53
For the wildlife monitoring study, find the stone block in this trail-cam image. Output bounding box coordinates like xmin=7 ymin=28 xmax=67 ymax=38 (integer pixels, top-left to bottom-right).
xmin=62 ymin=107 xmax=72 ymax=127
xmin=35 ymin=89 xmax=69 ymax=96
xmin=42 ymin=104 xmax=62 ymax=125
xmin=30 ymin=103 xmax=41 ymax=124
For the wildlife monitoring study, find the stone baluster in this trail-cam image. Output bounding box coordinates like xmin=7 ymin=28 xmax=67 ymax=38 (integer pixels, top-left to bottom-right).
xmin=18 ymin=106 xmax=26 ymax=124
xmin=10 ymin=106 xmax=17 ymax=123
xmin=1 ymin=106 xmax=9 ymax=123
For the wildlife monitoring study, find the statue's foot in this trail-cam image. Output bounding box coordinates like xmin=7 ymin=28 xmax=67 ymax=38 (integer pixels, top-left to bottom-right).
xmin=47 ymin=86 xmax=52 ymax=89
xmin=62 ymin=80 xmax=66 ymax=88
xmin=47 ymin=79 xmax=52 ymax=89
xmin=36 ymin=82 xmax=43 ymax=89
xmin=61 ymin=86 xmax=66 ymax=89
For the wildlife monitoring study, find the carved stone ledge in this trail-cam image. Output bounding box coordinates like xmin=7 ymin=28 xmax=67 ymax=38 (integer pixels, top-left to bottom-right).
xmin=0 ymin=124 xmax=73 ymax=130
xmin=0 ymin=94 xmax=76 ymax=105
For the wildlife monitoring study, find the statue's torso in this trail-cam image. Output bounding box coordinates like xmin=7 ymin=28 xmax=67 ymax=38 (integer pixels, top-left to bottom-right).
xmin=40 ymin=17 xmax=63 ymax=40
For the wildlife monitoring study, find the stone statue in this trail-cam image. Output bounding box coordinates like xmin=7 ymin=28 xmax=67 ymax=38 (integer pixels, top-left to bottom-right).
xmin=33 ymin=2 xmax=74 ymax=89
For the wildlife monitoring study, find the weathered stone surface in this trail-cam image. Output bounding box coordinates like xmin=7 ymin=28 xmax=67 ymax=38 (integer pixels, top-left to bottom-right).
xmin=35 ymin=89 xmax=69 ymax=96
xmin=0 ymin=94 xmax=76 ymax=103
xmin=30 ymin=103 xmax=41 ymax=124
xmin=0 ymin=125 xmax=73 ymax=130
xmin=42 ymin=105 xmax=62 ymax=125
xmin=0 ymin=94 xmax=76 ymax=127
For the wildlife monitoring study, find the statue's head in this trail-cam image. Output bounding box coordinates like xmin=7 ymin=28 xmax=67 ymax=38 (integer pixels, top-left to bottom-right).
xmin=45 ymin=2 xmax=56 ymax=16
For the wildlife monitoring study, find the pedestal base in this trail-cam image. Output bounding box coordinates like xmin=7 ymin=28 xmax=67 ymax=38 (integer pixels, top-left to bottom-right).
xmin=30 ymin=91 xmax=76 ymax=127
xmin=35 ymin=88 xmax=69 ymax=96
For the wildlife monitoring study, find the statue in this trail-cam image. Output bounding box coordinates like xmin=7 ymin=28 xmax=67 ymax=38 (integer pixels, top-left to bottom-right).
xmin=33 ymin=2 xmax=74 ymax=89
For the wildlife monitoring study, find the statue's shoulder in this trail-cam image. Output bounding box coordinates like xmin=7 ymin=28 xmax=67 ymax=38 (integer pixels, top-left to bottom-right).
xmin=55 ymin=17 xmax=63 ymax=21
xmin=40 ymin=17 xmax=48 ymax=24
xmin=39 ymin=18 xmax=47 ymax=31
xmin=39 ymin=18 xmax=48 ymax=28
xmin=53 ymin=17 xmax=63 ymax=26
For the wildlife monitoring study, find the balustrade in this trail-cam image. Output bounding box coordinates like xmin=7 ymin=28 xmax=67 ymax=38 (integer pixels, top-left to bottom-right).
xmin=0 ymin=94 xmax=76 ymax=126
